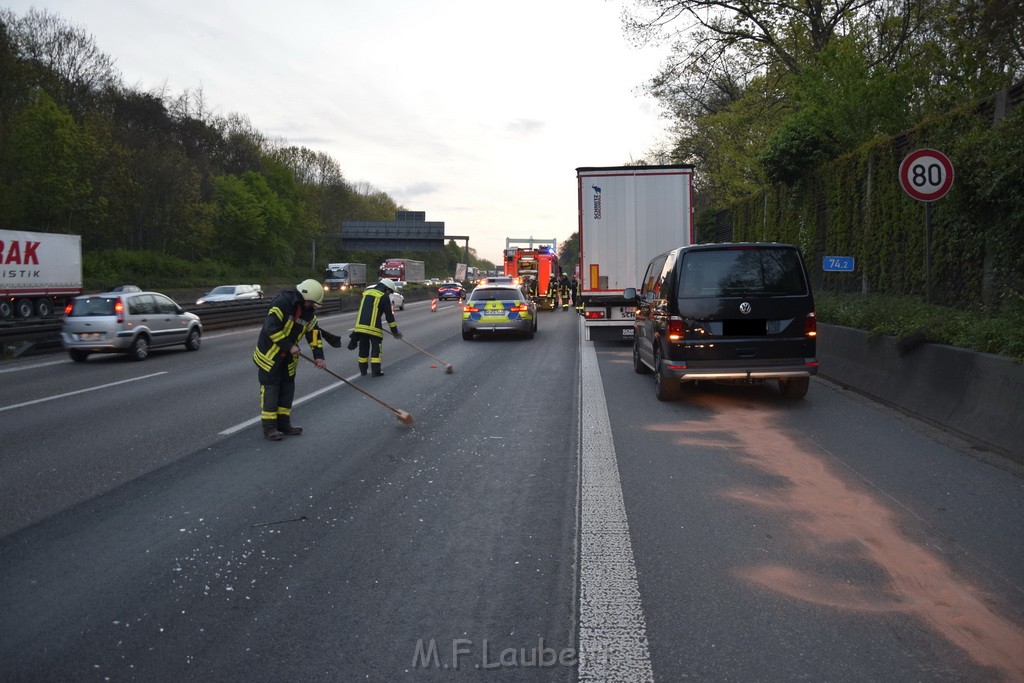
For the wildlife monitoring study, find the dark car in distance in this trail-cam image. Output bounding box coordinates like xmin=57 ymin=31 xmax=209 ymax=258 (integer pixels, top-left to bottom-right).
xmin=627 ymin=242 xmax=817 ymax=401
xmin=437 ymin=283 xmax=465 ymax=300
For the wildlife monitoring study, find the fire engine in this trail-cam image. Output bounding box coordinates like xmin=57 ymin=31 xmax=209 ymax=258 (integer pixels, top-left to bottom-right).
xmin=504 ymin=245 xmax=560 ymax=310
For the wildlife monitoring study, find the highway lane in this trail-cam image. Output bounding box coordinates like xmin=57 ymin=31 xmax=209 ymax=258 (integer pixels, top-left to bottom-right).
xmin=0 ymin=301 xmax=581 ymax=680
xmin=2 ymin=302 xmax=1023 ymax=680
xmin=592 ymin=340 xmax=1024 ymax=680
xmin=0 ymin=300 xmax=455 ymax=537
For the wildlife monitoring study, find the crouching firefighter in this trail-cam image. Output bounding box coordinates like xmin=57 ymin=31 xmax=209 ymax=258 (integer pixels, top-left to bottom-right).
xmin=349 ymin=278 xmax=401 ymax=377
xmin=253 ymin=279 xmax=327 ymax=441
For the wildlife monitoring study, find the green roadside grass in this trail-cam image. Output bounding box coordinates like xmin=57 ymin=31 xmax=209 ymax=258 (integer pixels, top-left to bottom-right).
xmin=816 ymin=292 xmax=1024 ymax=362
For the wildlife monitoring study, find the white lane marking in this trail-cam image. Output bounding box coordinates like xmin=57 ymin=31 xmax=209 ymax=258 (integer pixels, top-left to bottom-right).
xmin=578 ymin=324 xmax=655 ymax=682
xmin=0 ymin=358 xmax=70 ymax=373
xmin=0 ymin=372 xmax=168 ymax=413
xmin=218 ymin=378 xmax=358 ymax=436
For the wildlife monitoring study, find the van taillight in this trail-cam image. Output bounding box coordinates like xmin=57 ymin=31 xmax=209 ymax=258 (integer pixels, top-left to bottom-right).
xmin=667 ymin=318 xmax=685 ymax=341
xmin=64 ymin=302 xmax=73 ymax=315
xmin=805 ymin=311 xmax=817 ymax=337
xmin=463 ymin=305 xmax=479 ymax=313
xmin=584 ymin=311 xmax=605 ymax=320
xmin=115 ymin=298 xmax=125 ymax=323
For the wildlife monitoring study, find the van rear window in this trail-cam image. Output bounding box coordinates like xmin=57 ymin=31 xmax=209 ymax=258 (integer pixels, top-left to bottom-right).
xmin=680 ymin=248 xmax=807 ymax=297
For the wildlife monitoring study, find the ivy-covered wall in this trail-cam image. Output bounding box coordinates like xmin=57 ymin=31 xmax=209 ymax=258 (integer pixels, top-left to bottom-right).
xmin=726 ymin=84 xmax=1024 ymax=314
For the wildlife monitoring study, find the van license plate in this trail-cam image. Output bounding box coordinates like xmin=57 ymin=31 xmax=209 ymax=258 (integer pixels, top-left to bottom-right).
xmin=78 ymin=333 xmax=101 ymax=341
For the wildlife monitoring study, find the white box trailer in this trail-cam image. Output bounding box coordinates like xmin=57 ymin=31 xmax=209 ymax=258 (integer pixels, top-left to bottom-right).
xmin=323 ymin=262 xmax=367 ymax=292
xmin=576 ymin=165 xmax=694 ymax=341
xmin=0 ymin=229 xmax=83 ymax=318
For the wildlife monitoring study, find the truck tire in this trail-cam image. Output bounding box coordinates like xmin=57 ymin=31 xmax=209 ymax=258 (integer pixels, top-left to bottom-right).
xmin=0 ymin=300 xmax=12 ymax=319
xmin=15 ymin=298 xmax=33 ymax=318
xmin=35 ymin=298 xmax=52 ymax=317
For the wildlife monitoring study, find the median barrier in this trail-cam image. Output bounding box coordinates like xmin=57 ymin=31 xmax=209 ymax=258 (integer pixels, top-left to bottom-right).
xmin=817 ymin=323 xmax=1024 ymax=464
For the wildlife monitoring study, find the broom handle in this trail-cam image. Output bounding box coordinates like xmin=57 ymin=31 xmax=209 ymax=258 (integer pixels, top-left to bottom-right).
xmin=298 ymin=352 xmax=404 ymax=415
xmin=396 ymin=335 xmax=449 ymax=366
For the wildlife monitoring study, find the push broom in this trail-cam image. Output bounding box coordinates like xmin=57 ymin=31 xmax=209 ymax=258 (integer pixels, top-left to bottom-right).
xmin=300 ymin=352 xmax=413 ymax=425
xmin=395 ymin=336 xmax=454 ymax=374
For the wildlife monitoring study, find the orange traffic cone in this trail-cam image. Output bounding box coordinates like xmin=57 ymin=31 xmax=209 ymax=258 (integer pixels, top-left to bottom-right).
xmin=431 ymin=298 xmax=437 ymax=312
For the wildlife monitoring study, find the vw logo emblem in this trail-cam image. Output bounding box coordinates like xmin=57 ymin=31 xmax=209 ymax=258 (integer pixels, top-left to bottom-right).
xmin=739 ymin=302 xmax=752 ymax=314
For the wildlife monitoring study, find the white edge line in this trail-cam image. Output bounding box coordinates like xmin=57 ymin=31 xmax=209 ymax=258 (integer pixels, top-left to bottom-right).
xmin=0 ymin=372 xmax=168 ymax=413
xmin=577 ymin=317 xmax=655 ymax=682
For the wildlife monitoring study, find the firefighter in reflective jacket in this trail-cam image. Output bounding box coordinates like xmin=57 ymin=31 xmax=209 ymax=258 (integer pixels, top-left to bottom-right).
xmin=253 ymin=279 xmax=327 ymax=441
xmin=348 ymin=278 xmax=401 ymax=377
xmin=559 ymin=273 xmax=571 ymax=310
xmin=522 ymin=276 xmax=538 ymax=300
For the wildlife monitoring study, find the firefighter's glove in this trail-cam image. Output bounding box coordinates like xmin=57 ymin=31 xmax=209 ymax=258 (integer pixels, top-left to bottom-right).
xmin=321 ymin=329 xmax=343 ymax=348
xmin=393 ymin=330 xmax=403 ymax=340
xmin=347 ymin=332 xmax=359 ymax=351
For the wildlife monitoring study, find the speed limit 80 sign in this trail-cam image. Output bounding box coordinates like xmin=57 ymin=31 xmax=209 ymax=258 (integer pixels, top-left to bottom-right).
xmin=899 ymin=148 xmax=954 ymax=202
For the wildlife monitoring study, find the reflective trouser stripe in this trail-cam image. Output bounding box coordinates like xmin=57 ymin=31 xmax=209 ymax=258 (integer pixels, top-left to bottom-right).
xmin=259 ymin=367 xmax=296 ymax=420
xmin=357 ymin=334 xmax=383 ymax=364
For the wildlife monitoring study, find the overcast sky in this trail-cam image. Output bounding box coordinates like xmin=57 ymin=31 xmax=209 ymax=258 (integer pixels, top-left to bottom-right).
xmin=8 ymin=0 xmax=674 ymax=264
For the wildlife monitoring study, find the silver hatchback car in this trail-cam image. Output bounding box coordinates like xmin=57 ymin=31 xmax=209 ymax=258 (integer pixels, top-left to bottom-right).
xmin=61 ymin=291 xmax=203 ymax=361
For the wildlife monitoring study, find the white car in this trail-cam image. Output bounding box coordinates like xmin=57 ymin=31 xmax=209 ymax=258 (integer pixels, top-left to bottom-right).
xmin=195 ymin=284 xmax=261 ymax=305
xmin=390 ymin=288 xmax=405 ymax=311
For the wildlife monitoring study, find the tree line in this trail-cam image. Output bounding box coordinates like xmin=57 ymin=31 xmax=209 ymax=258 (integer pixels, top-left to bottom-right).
xmin=622 ymin=0 xmax=1023 ymax=313
xmin=0 ymin=8 xmax=493 ymax=285
xmin=625 ymin=0 xmax=1023 ymax=211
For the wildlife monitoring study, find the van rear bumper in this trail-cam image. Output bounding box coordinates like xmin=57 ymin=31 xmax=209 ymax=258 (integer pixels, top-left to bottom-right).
xmin=662 ymin=361 xmax=818 ymax=382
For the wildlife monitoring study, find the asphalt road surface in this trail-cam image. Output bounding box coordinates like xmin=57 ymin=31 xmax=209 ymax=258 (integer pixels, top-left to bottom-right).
xmin=1 ymin=300 xmax=1022 ymax=681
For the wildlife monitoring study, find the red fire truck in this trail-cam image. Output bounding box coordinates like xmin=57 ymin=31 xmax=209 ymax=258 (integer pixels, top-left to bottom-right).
xmin=504 ymin=246 xmax=560 ymax=310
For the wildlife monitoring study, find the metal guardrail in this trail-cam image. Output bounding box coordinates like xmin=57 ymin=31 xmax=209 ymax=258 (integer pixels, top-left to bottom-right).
xmin=0 ymin=297 xmax=353 ymax=358
xmin=0 ymin=288 xmax=431 ymax=358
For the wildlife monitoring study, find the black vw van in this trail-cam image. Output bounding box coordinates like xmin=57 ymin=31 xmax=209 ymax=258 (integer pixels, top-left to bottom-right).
xmin=626 ymin=243 xmax=818 ymax=400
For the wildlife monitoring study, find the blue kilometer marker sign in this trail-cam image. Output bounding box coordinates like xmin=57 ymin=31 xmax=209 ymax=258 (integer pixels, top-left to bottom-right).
xmin=823 ymin=256 xmax=855 ymax=272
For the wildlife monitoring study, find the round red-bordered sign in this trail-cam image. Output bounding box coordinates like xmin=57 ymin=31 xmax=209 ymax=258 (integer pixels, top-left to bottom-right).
xmin=899 ymin=149 xmax=954 ymax=201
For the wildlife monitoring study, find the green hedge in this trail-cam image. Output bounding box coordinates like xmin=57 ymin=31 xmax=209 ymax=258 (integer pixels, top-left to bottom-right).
xmin=729 ymin=91 xmax=1024 ymax=317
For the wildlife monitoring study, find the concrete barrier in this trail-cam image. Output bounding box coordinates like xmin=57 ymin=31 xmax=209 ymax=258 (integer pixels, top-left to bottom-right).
xmin=817 ymin=323 xmax=1024 ymax=463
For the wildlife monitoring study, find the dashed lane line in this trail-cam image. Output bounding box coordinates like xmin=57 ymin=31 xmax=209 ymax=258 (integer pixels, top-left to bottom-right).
xmin=0 ymin=372 xmax=167 ymax=412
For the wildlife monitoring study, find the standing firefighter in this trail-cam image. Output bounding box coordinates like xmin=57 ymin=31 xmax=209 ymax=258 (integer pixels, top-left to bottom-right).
xmin=559 ymin=272 xmax=572 ymax=310
xmin=253 ymin=279 xmax=327 ymax=441
xmin=348 ymin=278 xmax=402 ymax=377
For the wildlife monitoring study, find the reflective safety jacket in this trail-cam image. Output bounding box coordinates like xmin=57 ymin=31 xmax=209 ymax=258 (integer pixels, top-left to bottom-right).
xmin=353 ymin=283 xmax=398 ymax=338
xmin=253 ymin=289 xmax=325 ymax=375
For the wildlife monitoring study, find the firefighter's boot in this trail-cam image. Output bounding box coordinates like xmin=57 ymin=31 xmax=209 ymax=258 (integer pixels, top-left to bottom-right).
xmin=277 ymin=417 xmax=303 ymax=436
xmin=371 ymin=365 xmax=384 ymax=377
xmin=359 ymin=362 xmax=369 ymax=376
xmin=262 ymin=420 xmax=283 ymax=441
